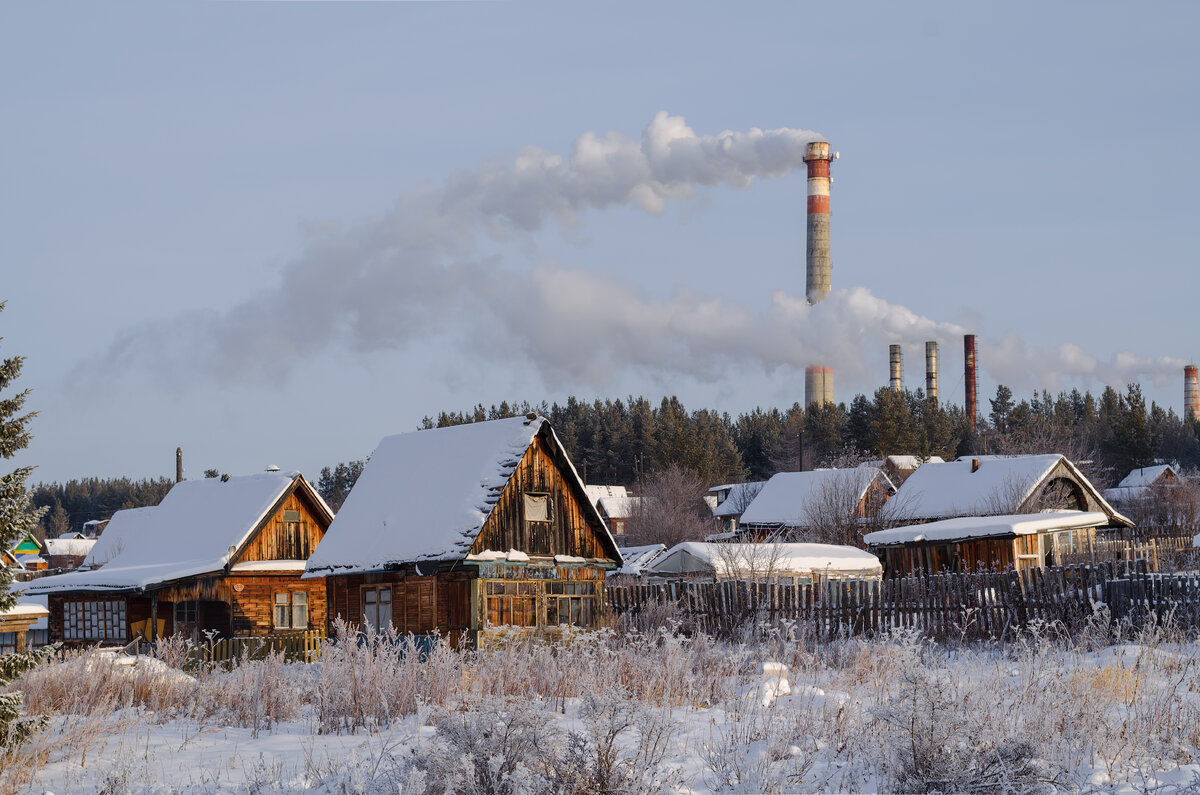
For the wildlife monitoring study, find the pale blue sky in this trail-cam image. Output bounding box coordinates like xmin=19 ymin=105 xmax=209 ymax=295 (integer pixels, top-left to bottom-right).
xmin=3 ymin=2 xmax=1197 ymax=484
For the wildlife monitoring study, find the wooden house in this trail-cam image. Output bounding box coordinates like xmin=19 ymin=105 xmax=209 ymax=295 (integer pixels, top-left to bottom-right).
xmin=878 ymin=454 xmax=1131 ymax=527
xmin=303 ymin=415 xmax=622 ymax=645
xmin=595 ymin=495 xmax=640 ymax=538
xmin=864 ymin=510 xmax=1111 ymax=576
xmin=9 ymin=532 xmax=47 ymax=571
xmin=43 ymin=536 xmax=97 ymax=571
xmin=735 ymin=466 xmax=896 ymax=541
xmin=25 ymin=471 xmax=332 ymax=647
xmin=643 ymin=541 xmax=882 ymax=584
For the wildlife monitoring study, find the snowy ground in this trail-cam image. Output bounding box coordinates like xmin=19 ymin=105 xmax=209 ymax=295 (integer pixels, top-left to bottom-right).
xmin=9 ymin=623 xmax=1200 ymax=793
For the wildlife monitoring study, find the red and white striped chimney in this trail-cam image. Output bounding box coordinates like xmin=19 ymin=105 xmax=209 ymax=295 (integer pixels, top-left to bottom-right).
xmin=804 ymin=141 xmax=835 ymax=305
xmin=1186 ymin=365 xmax=1199 ymax=421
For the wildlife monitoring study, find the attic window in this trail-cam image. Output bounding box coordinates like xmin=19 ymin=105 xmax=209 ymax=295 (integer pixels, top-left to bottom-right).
xmin=524 ymin=493 xmax=551 ymax=523
xmin=283 ymin=510 xmax=301 ymax=522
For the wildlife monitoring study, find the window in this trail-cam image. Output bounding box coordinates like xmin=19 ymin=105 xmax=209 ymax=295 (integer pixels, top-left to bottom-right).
xmin=175 ymin=601 xmax=198 ymax=625
xmin=524 ymin=493 xmax=551 ymax=523
xmin=362 ymin=586 xmax=392 ymax=631
xmin=481 ymin=579 xmax=600 ymax=629
xmin=545 ymin=580 xmax=597 ymax=628
xmin=292 ymin=591 xmax=308 ymax=629
xmin=273 ymin=592 xmax=309 ymax=629
xmin=485 ymin=581 xmax=538 ymax=627
xmin=274 ymin=593 xmax=290 ymax=628
xmin=63 ymin=600 xmax=126 ymax=641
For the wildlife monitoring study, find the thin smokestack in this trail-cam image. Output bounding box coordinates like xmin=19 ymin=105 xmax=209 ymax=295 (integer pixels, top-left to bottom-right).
xmin=804 ymin=141 xmax=835 ymax=304
xmin=805 ymin=366 xmax=834 ymax=407
xmin=804 ymin=141 xmax=836 ymax=407
xmin=964 ymin=334 xmax=978 ymax=433
xmin=1186 ymin=365 xmax=1199 ymax=421
xmin=889 ymin=344 xmax=903 ymax=392
xmin=925 ymin=341 xmax=939 ymax=403
xmin=176 ymin=447 xmax=183 ymax=483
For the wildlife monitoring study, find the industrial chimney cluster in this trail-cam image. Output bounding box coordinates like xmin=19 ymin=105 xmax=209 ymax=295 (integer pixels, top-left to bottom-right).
xmin=798 ymin=140 xmax=1196 ymax=426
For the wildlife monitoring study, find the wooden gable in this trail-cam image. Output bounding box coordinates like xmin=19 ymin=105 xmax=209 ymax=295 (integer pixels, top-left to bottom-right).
xmin=470 ymin=429 xmax=619 ymax=563
xmin=1023 ymin=458 xmax=1107 ymax=515
xmin=231 ymin=478 xmax=332 ymax=565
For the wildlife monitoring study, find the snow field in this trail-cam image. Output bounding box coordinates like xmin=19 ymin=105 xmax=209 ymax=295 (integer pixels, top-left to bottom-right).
xmin=6 ymin=616 xmax=1200 ymax=793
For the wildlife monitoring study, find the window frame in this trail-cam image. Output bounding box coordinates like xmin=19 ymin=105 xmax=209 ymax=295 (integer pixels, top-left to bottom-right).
xmin=360 ymin=585 xmax=393 ymax=632
xmin=523 ymin=492 xmax=552 ymax=523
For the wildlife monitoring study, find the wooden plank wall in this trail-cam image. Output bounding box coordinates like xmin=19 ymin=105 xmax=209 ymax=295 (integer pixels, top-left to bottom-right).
xmin=471 ymin=436 xmax=612 ymax=560
xmin=607 ymin=562 xmax=1200 ymax=641
xmin=322 ymin=571 xmax=471 ymax=638
xmin=236 ymin=491 xmax=328 ymax=563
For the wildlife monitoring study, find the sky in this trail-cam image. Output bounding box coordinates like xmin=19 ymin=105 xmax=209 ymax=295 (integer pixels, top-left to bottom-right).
xmin=2 ymin=2 xmax=1198 ymax=485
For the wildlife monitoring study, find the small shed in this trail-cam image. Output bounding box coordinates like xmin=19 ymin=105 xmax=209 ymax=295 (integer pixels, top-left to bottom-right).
xmin=25 ymin=471 xmax=332 ymax=647
xmin=644 ymin=541 xmax=883 ymax=584
xmin=864 ymin=510 xmax=1110 ymax=576
xmin=615 ymin=544 xmax=667 ymax=576
xmin=304 ymin=415 xmax=622 ymax=644
xmin=709 ymin=481 xmax=766 ymax=534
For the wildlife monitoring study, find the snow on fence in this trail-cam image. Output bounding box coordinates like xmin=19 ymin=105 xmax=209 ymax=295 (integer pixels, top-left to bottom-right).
xmin=606 ymin=562 xmax=1200 ymax=641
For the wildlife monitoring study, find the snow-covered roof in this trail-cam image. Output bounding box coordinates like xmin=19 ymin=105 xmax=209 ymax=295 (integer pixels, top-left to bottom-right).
xmin=738 ymin=468 xmax=890 ymax=527
xmin=616 ymin=544 xmax=666 ymax=575
xmin=712 ymin=481 xmax=766 ymax=518
xmin=44 ymin=537 xmax=97 ymax=558
xmin=229 ymin=560 xmax=308 ymax=573
xmin=305 ymin=416 xmax=619 ymax=576
xmin=24 ymin=471 xmax=311 ymax=595
xmin=1116 ymin=464 xmax=1176 ymax=490
xmin=0 ymin=602 xmax=50 ymax=620
xmin=80 ymin=506 xmax=159 ymax=570
xmin=879 ymin=454 xmax=1127 ymax=524
xmin=583 ymin=484 xmax=628 ymax=507
xmin=597 ymin=495 xmax=641 ymax=519
xmin=864 ymin=510 xmax=1110 ymax=546
xmin=645 ymin=542 xmax=882 ymax=578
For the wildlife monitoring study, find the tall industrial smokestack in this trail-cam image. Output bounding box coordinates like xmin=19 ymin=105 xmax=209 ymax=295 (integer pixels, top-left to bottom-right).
xmin=964 ymin=335 xmax=978 ymax=433
xmin=176 ymin=447 xmax=183 ymax=483
xmin=804 ymin=141 xmax=835 ymax=304
xmin=803 ymin=141 xmax=837 ymax=409
xmin=1186 ymin=365 xmax=1199 ymax=421
xmin=889 ymin=344 xmax=903 ymax=392
xmin=805 ymin=366 xmax=834 ymax=408
xmin=925 ymin=341 xmax=939 ymax=403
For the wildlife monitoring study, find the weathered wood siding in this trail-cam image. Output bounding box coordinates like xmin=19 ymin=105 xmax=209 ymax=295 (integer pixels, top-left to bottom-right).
xmin=471 ymin=435 xmax=614 ymax=561
xmin=324 ymin=571 xmax=472 ymax=640
xmin=235 ymin=490 xmax=328 ymax=564
xmin=228 ymin=574 xmax=326 ymax=635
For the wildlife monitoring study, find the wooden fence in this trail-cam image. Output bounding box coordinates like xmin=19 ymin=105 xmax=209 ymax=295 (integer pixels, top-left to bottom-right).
xmin=606 ymin=563 xmax=1200 ymax=641
xmin=197 ymin=630 xmax=325 ymax=665
xmin=1064 ymin=535 xmax=1197 ymax=569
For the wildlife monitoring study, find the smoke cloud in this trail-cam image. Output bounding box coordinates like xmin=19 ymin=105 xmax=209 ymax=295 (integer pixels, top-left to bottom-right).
xmin=93 ymin=111 xmax=1184 ymax=399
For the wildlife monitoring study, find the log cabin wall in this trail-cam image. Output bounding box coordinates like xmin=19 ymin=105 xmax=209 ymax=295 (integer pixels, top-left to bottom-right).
xmin=324 ymin=570 xmax=472 ymax=641
xmin=471 ymin=435 xmax=614 ymax=560
xmin=235 ymin=490 xmax=328 ymax=564
xmin=227 ymin=574 xmax=326 ymax=635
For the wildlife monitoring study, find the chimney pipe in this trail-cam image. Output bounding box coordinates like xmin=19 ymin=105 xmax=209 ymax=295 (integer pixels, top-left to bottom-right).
xmin=804 ymin=141 xmax=834 ymax=305
xmin=925 ymin=341 xmax=939 ymax=403
xmin=803 ymin=141 xmax=836 ymax=407
xmin=889 ymin=344 xmax=903 ymax=392
xmin=964 ymin=334 xmax=978 ymax=433
xmin=176 ymin=447 xmax=183 ymax=483
xmin=1186 ymin=365 xmax=1199 ymax=421
xmin=805 ymin=366 xmax=834 ymax=407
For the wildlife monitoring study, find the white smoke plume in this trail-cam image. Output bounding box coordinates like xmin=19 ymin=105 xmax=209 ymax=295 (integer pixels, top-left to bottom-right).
xmin=93 ymin=111 xmax=1185 ymax=399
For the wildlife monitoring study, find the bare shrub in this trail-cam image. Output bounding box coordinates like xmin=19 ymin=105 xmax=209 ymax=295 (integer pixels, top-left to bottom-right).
xmin=625 ymin=465 xmax=720 ymax=547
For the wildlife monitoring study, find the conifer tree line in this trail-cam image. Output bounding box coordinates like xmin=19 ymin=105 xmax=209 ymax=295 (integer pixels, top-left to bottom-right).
xmin=416 ymin=384 xmax=1200 ymax=490
xmin=22 ymin=384 xmax=1200 ymax=534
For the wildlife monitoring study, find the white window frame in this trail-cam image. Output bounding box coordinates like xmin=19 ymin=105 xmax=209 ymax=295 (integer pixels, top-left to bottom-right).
xmin=274 ymin=592 xmax=291 ymax=629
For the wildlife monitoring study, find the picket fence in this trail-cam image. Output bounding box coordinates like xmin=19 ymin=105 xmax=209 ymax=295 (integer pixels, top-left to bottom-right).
xmin=196 ymin=629 xmax=325 ymax=665
xmin=606 ymin=562 xmax=1200 ymax=641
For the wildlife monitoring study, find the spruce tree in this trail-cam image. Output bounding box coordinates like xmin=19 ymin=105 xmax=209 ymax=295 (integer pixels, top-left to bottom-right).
xmin=0 ymin=302 xmax=45 ymax=612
